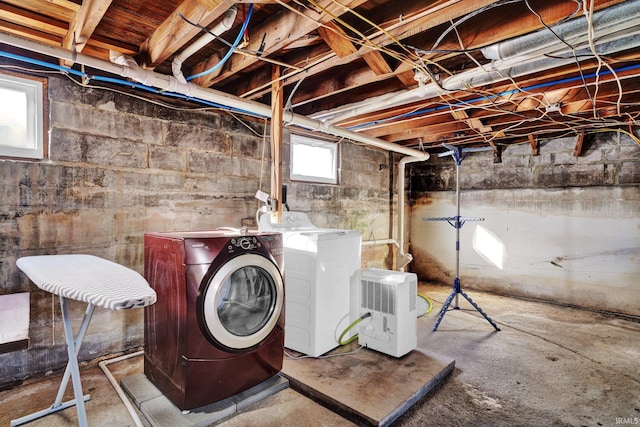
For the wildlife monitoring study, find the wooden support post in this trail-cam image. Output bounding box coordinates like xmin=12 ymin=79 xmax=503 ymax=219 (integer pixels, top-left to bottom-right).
xmin=573 ymin=130 xmax=585 ymax=157
xmin=493 ymin=145 xmax=502 ymax=163
xmin=528 ymin=134 xmax=539 ymax=156
xmin=270 ymin=65 xmax=283 ymax=224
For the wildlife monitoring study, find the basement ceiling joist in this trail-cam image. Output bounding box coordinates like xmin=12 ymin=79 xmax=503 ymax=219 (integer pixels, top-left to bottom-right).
xmin=0 ymin=0 xmax=639 ymax=154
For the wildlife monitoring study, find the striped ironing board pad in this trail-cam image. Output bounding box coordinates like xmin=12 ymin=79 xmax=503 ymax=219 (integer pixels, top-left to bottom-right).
xmin=17 ymin=254 xmax=156 ymax=310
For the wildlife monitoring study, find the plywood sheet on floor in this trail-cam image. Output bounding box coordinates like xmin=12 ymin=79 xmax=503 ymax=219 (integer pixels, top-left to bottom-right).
xmin=281 ymin=344 xmax=455 ymax=426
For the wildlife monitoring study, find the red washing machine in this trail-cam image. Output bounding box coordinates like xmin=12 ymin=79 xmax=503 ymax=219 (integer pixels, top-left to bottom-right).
xmin=143 ymin=230 xmax=284 ymax=411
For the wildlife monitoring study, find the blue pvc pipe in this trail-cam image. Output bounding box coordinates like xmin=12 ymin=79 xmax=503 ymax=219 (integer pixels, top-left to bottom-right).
xmin=0 ymin=49 xmax=265 ymax=118
xmin=0 ymin=50 xmax=84 ymax=77
xmin=186 ymin=3 xmax=254 ymax=81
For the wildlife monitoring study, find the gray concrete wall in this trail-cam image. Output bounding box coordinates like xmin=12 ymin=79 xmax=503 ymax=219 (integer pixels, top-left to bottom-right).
xmin=0 ymin=75 xmax=393 ymax=387
xmin=409 ymin=134 xmax=640 ymax=317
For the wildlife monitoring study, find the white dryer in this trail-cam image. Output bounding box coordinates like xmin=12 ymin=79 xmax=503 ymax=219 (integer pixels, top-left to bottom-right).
xmin=259 ymin=211 xmax=361 ymax=357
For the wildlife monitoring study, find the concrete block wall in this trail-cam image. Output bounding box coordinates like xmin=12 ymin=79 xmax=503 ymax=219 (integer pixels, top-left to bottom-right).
xmin=408 ymin=134 xmax=640 ymax=317
xmin=0 ymin=75 xmax=393 ymax=387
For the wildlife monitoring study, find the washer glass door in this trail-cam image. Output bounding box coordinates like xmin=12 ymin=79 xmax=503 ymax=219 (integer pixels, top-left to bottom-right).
xmin=202 ymin=253 xmax=283 ymax=350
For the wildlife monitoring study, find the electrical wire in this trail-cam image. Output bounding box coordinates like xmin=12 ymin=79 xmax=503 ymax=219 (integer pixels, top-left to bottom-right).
xmin=3 ymin=1 xmax=635 ymax=149
xmin=523 ymin=0 xmax=596 ymax=119
xmin=325 ymin=0 xmax=424 ymax=64
xmin=177 ymin=12 xmax=303 ymax=73
xmin=411 ymin=0 xmax=605 ymax=132
xmin=338 ymin=312 xmax=371 ymax=346
xmin=430 ymin=0 xmax=523 ymax=51
xmin=302 ymin=0 xmax=428 ymax=73
xmin=583 ymin=0 xmax=624 ymax=118
xmin=277 ymin=0 xmax=633 ymax=147
xmin=274 ymin=0 xmax=443 ymax=84
xmin=449 ymin=21 xmax=546 ymax=124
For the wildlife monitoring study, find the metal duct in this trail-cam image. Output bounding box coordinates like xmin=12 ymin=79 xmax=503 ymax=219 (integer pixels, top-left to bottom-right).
xmin=481 ymin=0 xmax=640 ymax=60
xmin=316 ymin=1 xmax=640 ymax=125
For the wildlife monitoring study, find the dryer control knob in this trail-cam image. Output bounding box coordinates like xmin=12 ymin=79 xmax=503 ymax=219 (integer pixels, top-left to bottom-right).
xmin=239 ymin=237 xmax=252 ymax=250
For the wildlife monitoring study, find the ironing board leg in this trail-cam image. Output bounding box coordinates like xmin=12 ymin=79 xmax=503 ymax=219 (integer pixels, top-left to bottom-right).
xmin=10 ymin=298 xmax=94 ymax=427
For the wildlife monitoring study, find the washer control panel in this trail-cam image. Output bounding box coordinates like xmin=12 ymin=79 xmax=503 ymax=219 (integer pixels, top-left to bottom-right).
xmin=229 ymin=236 xmax=261 ymax=252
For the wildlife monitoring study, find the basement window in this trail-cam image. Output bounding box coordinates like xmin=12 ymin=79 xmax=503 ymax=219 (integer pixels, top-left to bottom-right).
xmin=290 ymin=134 xmax=338 ymax=184
xmin=0 ymin=72 xmax=45 ymax=159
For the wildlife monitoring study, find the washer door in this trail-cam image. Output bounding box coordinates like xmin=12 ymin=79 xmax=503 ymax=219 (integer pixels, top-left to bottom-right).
xmin=201 ymin=253 xmax=284 ymax=350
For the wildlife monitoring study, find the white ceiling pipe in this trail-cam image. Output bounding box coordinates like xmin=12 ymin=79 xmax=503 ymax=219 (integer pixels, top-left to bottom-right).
xmin=0 ymin=31 xmax=429 ymax=159
xmin=317 ymin=1 xmax=640 ymax=125
xmin=172 ymin=6 xmax=237 ymax=84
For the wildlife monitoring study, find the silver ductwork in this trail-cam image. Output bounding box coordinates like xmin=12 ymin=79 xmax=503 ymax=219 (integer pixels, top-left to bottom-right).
xmin=314 ymin=1 xmax=640 ymax=125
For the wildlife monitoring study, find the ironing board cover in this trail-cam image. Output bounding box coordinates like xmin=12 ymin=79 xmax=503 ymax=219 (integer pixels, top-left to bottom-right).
xmin=17 ymin=254 xmax=156 ymax=310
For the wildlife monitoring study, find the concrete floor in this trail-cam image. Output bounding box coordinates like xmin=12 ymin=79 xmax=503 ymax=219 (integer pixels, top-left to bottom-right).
xmin=1 ymin=283 xmax=639 ymax=426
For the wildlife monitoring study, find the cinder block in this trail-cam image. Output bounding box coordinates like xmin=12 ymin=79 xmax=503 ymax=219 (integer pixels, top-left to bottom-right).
xmin=149 ymin=146 xmax=186 ymax=171
xmin=619 ymin=161 xmax=640 ymax=184
xmin=166 ymin=122 xmax=231 ymax=152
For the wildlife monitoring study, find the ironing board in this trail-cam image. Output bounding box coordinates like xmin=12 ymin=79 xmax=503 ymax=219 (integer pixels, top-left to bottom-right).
xmin=11 ymin=254 xmax=157 ymax=427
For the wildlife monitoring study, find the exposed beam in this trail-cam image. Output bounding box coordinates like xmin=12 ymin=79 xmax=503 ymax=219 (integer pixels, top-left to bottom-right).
xmin=573 ymin=129 xmax=585 ymax=157
xmin=266 ymin=0 xmax=622 ymax=111
xmin=317 ymin=21 xmax=357 ymax=58
xmin=0 ymin=18 xmax=64 ymax=46
xmin=0 ymin=3 xmax=68 ymax=37
xmin=318 ymin=21 xmax=392 ymax=76
xmin=371 ymin=78 xmax=640 ymax=145
xmin=2 ymin=0 xmax=78 ymax=22
xmin=138 ymin=0 xmax=235 ymax=69
xmin=191 ymin=0 xmax=368 ymax=87
xmin=361 ymin=49 xmax=393 ymax=76
xmin=334 ymin=55 xmax=640 ymax=136
xmin=233 ymin=0 xmax=506 ymax=101
xmin=528 ymin=134 xmax=539 ymax=156
xmin=61 ymin=0 xmax=114 ymax=65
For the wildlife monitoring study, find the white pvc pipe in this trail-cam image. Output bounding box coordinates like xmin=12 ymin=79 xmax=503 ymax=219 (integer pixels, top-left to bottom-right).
xmin=0 ymin=31 xmax=428 ymax=159
xmin=362 ymin=238 xmax=400 ymax=248
xmin=362 ymin=238 xmax=409 ymax=271
xmin=397 ymin=156 xmax=428 ymax=271
xmin=98 ymin=351 xmax=145 ymax=427
xmin=172 ymin=6 xmax=237 ymax=84
xmin=360 ymin=155 xmax=429 ymax=272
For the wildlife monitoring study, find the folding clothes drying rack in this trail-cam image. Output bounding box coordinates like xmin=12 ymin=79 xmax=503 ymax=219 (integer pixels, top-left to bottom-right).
xmin=423 ymin=144 xmax=500 ymax=332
